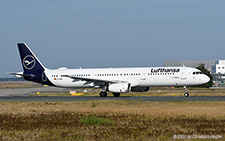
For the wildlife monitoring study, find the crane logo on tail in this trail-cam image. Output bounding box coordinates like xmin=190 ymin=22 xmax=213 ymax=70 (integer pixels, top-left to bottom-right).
xmin=23 ymin=55 xmax=36 ymax=70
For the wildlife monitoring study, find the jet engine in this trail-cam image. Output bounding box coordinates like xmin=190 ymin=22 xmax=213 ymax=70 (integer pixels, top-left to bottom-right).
xmin=108 ymin=83 xmax=130 ymax=93
xmin=131 ymin=86 xmax=149 ymax=92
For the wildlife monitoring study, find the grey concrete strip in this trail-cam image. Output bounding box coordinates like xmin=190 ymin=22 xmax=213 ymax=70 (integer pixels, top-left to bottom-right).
xmin=0 ymin=87 xmax=68 ymax=96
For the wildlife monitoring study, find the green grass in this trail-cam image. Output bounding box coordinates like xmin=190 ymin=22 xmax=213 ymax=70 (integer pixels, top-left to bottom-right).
xmin=0 ymin=101 xmax=224 ymax=140
xmin=0 ymin=110 xmax=224 ymax=140
xmin=79 ymin=116 xmax=114 ymax=125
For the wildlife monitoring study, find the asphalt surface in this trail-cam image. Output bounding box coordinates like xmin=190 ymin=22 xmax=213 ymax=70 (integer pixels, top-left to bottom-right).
xmin=0 ymin=96 xmax=224 ymax=101
xmin=0 ymin=86 xmax=225 ymax=101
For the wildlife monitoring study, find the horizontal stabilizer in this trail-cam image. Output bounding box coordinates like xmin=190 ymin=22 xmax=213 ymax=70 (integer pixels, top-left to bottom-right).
xmin=8 ymin=72 xmax=35 ymax=78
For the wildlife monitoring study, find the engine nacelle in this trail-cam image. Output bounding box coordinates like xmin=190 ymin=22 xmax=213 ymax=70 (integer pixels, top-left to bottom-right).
xmin=108 ymin=83 xmax=130 ymax=93
xmin=131 ymin=86 xmax=149 ymax=92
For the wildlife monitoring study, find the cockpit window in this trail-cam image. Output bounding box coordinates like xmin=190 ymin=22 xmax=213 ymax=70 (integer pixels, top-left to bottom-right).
xmin=193 ymin=71 xmax=203 ymax=75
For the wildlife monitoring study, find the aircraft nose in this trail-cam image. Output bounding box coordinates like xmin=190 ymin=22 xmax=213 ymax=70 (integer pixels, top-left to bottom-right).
xmin=203 ymin=75 xmax=210 ymax=83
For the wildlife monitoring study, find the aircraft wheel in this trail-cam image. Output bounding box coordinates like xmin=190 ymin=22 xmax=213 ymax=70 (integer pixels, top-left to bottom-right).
xmin=100 ymin=91 xmax=107 ymax=97
xmin=113 ymin=93 xmax=120 ymax=97
xmin=184 ymin=93 xmax=189 ymax=97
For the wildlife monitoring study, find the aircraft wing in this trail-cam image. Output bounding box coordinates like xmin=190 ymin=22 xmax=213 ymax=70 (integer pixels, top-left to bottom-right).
xmin=62 ymin=75 xmax=125 ymax=84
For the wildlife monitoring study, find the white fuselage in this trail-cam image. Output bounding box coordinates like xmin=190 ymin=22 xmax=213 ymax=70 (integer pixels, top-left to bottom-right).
xmin=14 ymin=43 xmax=211 ymax=97
xmin=44 ymin=67 xmax=210 ymax=88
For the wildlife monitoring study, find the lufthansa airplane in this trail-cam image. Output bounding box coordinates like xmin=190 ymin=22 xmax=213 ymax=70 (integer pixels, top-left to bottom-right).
xmin=10 ymin=43 xmax=210 ymax=97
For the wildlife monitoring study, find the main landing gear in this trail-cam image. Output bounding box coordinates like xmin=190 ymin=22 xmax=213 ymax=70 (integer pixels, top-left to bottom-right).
xmin=99 ymin=91 xmax=107 ymax=97
xmin=99 ymin=91 xmax=121 ymax=97
xmin=113 ymin=93 xmax=120 ymax=97
xmin=184 ymin=86 xmax=189 ymax=97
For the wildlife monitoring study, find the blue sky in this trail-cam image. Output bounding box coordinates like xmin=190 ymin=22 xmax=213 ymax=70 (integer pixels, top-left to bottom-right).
xmin=1 ymin=0 xmax=225 ymax=77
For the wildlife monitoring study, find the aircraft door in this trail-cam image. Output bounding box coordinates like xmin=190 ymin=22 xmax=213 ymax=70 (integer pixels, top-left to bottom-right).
xmin=140 ymin=73 xmax=146 ymax=81
xmin=181 ymin=69 xmax=187 ymax=80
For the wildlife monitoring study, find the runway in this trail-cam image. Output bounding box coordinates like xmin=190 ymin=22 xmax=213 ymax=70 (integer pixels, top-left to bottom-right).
xmin=0 ymin=96 xmax=224 ymax=101
xmin=0 ymin=86 xmax=225 ymax=101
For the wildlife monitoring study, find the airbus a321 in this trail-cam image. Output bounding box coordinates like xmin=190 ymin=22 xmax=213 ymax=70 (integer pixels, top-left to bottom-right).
xmin=10 ymin=43 xmax=210 ymax=97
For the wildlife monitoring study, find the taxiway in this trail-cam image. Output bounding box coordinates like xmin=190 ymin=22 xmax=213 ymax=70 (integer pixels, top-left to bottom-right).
xmin=0 ymin=96 xmax=224 ymax=101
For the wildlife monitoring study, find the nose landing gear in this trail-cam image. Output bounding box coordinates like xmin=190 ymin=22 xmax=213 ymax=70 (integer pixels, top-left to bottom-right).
xmin=184 ymin=92 xmax=189 ymax=97
xmin=184 ymin=86 xmax=189 ymax=97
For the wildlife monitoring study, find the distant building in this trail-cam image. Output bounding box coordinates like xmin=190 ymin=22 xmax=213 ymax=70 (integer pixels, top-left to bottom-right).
xmin=164 ymin=61 xmax=215 ymax=72
xmin=211 ymin=60 xmax=225 ymax=87
xmin=211 ymin=60 xmax=225 ymax=74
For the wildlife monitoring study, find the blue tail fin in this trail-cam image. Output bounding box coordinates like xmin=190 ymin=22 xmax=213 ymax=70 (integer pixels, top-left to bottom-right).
xmin=17 ymin=43 xmax=45 ymax=73
xmin=17 ymin=43 xmax=53 ymax=86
